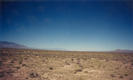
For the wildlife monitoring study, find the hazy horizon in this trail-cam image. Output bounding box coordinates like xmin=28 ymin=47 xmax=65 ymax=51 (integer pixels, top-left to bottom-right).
xmin=0 ymin=40 xmax=133 ymax=52
xmin=0 ymin=1 xmax=133 ymax=51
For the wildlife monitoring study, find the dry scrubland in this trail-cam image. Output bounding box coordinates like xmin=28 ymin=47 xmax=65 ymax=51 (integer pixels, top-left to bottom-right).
xmin=0 ymin=49 xmax=133 ymax=80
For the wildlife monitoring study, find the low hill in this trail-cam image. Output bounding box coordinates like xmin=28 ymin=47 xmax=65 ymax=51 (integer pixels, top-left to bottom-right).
xmin=0 ymin=41 xmax=28 ymax=49
xmin=115 ymin=49 xmax=133 ymax=53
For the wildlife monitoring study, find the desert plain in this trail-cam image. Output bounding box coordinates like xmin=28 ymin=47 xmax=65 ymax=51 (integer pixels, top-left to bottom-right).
xmin=0 ymin=48 xmax=133 ymax=80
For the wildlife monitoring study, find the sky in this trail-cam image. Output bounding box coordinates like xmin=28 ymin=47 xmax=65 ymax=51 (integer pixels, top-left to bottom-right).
xmin=0 ymin=0 xmax=133 ymax=51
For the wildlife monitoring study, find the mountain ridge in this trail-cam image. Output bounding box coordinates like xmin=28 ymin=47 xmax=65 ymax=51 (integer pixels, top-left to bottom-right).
xmin=0 ymin=41 xmax=133 ymax=53
xmin=114 ymin=49 xmax=133 ymax=53
xmin=0 ymin=41 xmax=28 ymax=49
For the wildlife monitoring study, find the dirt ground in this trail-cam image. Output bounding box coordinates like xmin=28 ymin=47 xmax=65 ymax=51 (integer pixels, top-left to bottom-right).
xmin=0 ymin=51 xmax=133 ymax=80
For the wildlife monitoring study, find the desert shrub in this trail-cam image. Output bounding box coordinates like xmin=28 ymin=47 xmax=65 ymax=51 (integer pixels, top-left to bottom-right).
xmin=110 ymin=74 xmax=115 ymax=77
xmin=0 ymin=72 xmax=4 ymax=78
xmin=49 ymin=67 xmax=53 ymax=70
xmin=124 ymin=73 xmax=128 ymax=76
xmin=6 ymin=69 xmax=15 ymax=74
xmin=71 ymin=58 xmax=74 ymax=61
xmin=1 ymin=57 xmax=7 ymax=60
xmin=84 ymin=71 xmax=88 ymax=73
xmin=129 ymin=78 xmax=133 ymax=80
xmin=22 ymin=64 xmax=27 ymax=67
xmin=43 ymin=77 xmax=49 ymax=80
xmin=25 ymin=77 xmax=29 ymax=79
xmin=42 ymin=60 xmax=45 ymax=62
xmin=119 ymin=75 xmax=124 ymax=78
xmin=115 ymin=67 xmax=119 ymax=70
xmin=16 ymin=66 xmax=20 ymax=69
xmin=19 ymin=56 xmax=23 ymax=64
xmin=0 ymin=61 xmax=2 ymax=66
xmin=65 ymin=61 xmax=70 ymax=65
xmin=78 ymin=64 xmax=83 ymax=68
xmin=76 ymin=69 xmax=82 ymax=72
xmin=74 ymin=69 xmax=82 ymax=74
xmin=10 ymin=60 xmax=15 ymax=63
xmin=19 ymin=60 xmax=22 ymax=64
xmin=90 ymin=65 xmax=94 ymax=68
xmin=29 ymin=72 xmax=39 ymax=78
xmin=24 ymin=57 xmax=28 ymax=60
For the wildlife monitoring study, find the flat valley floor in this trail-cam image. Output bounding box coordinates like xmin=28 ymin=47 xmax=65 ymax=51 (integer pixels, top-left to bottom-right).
xmin=0 ymin=51 xmax=133 ymax=80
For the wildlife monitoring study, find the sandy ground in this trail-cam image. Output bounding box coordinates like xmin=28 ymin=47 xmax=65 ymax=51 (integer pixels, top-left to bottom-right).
xmin=0 ymin=51 xmax=133 ymax=80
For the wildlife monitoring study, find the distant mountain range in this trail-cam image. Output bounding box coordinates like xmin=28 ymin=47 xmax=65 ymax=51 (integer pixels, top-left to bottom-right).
xmin=0 ymin=41 xmax=28 ymax=49
xmin=114 ymin=49 xmax=133 ymax=53
xmin=0 ymin=41 xmax=133 ymax=53
xmin=0 ymin=41 xmax=68 ymax=51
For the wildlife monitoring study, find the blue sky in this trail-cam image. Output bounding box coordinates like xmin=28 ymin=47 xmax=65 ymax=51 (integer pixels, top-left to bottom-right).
xmin=0 ymin=1 xmax=133 ymax=51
